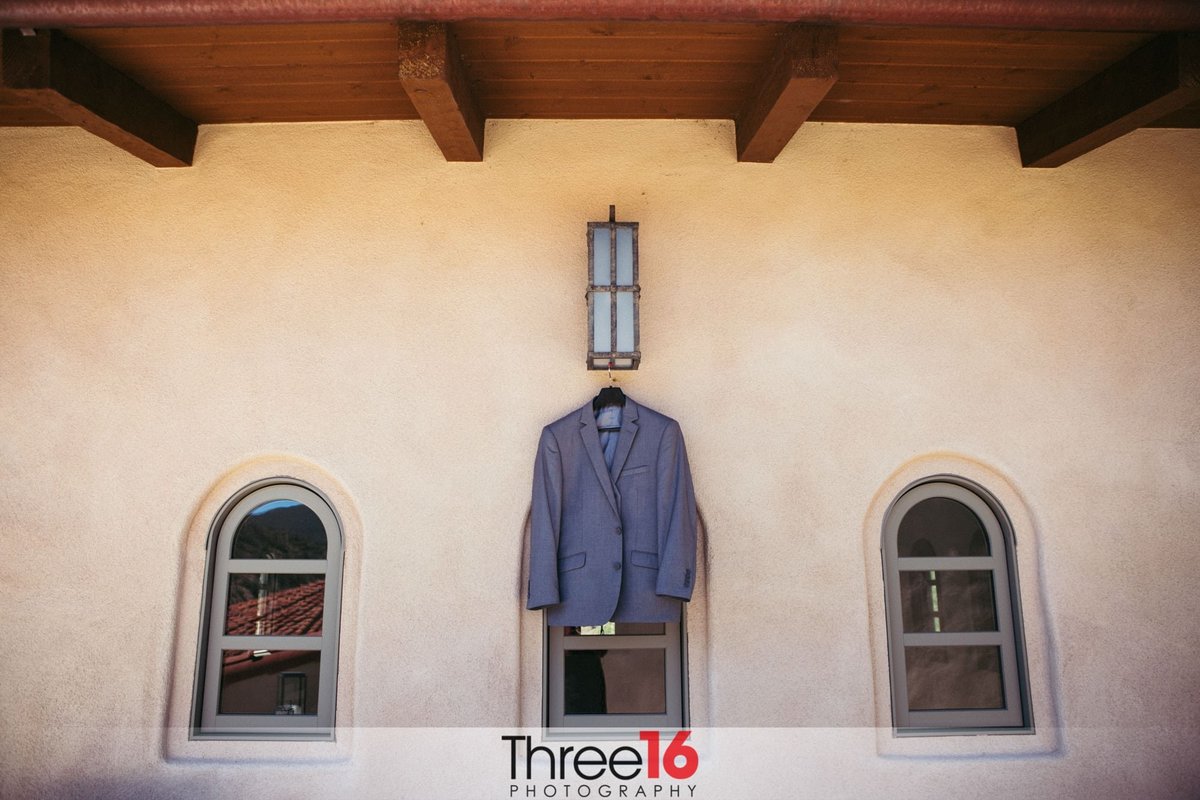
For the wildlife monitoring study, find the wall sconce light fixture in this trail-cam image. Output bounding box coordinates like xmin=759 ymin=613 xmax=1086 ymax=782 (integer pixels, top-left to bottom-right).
xmin=587 ymin=205 xmax=640 ymax=370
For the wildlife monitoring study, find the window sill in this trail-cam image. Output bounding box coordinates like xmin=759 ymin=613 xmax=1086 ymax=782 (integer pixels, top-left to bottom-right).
xmin=876 ymin=724 xmax=1060 ymax=759
xmin=164 ymin=725 xmax=353 ymax=764
xmin=189 ymin=729 xmax=336 ymax=743
xmin=893 ymin=725 xmax=1033 ymax=738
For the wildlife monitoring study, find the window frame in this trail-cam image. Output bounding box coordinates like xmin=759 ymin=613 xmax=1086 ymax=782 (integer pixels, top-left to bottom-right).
xmin=191 ymin=480 xmax=345 ymax=741
xmin=544 ymin=613 xmax=688 ymax=731
xmin=882 ymin=478 xmax=1032 ymax=735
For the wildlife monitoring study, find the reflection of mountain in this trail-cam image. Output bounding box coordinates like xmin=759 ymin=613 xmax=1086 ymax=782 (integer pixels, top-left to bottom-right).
xmin=225 ymin=578 xmax=325 ymax=636
xmin=232 ymin=503 xmax=326 ymax=559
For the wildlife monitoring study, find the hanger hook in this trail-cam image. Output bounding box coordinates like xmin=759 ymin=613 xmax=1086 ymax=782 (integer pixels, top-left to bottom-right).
xmin=607 ymin=360 xmax=616 ymax=384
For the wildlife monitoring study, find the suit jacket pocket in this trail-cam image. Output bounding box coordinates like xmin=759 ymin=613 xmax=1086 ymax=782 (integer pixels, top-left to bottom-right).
xmin=619 ymin=465 xmax=650 ymax=479
xmin=630 ymin=550 xmax=659 ymax=569
xmin=558 ymin=551 xmax=586 ymax=572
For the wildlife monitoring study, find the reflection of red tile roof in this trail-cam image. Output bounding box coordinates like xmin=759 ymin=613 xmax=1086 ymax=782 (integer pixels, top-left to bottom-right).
xmin=225 ymin=579 xmax=324 ymax=637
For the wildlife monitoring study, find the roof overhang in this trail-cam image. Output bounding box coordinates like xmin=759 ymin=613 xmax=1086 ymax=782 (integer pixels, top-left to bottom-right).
xmin=4 ymin=0 xmax=1200 ymax=31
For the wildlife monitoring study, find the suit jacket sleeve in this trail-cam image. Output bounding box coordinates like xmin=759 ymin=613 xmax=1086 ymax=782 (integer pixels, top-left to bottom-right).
xmin=527 ymin=426 xmax=563 ymax=610
xmin=655 ymin=420 xmax=698 ymax=600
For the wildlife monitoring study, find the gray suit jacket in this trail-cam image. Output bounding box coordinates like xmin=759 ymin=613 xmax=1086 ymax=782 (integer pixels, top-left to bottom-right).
xmin=527 ymin=397 xmax=698 ymax=626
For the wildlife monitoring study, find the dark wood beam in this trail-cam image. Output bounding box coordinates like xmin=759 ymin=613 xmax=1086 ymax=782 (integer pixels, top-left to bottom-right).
xmin=735 ymin=24 xmax=837 ymax=163
xmin=398 ymin=22 xmax=484 ymax=162
xmin=1 ymin=28 xmax=196 ymax=166
xmin=1017 ymin=33 xmax=1200 ymax=167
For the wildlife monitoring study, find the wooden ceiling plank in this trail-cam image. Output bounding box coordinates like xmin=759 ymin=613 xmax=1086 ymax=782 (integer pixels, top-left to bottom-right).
xmin=210 ymin=110 xmax=410 ymax=123
xmin=472 ymin=60 xmax=766 ymax=82
xmin=460 ymin=37 xmax=775 ymax=62
xmin=166 ymin=81 xmax=411 ymax=102
xmin=837 ymin=26 xmax=1148 ymax=48
xmin=398 ymin=22 xmax=484 ymax=161
xmin=130 ymin=63 xmax=404 ymax=89
xmin=1 ymin=29 xmax=196 ymax=166
xmin=69 ymin=22 xmax=397 ymax=48
xmin=165 ymin=92 xmax=417 ymax=121
xmin=1017 ymin=32 xmax=1200 ymax=167
xmin=80 ymin=39 xmax=402 ymax=68
xmin=825 ymin=81 xmax=1062 ymax=106
xmin=181 ymin=98 xmax=418 ymax=117
xmin=838 ymin=40 xmax=1145 ymax=70
xmin=818 ymin=97 xmax=1035 ymax=113
xmin=454 ymin=21 xmax=779 ymax=39
xmin=479 ymin=86 xmax=752 ymax=102
xmin=480 ymin=96 xmax=742 ymax=118
xmin=815 ymin=112 xmax=1020 ymax=124
xmin=836 ymin=62 xmax=1096 ymax=89
xmin=811 ymin=101 xmax=1028 ymax=124
xmin=736 ymin=24 xmax=837 ymax=163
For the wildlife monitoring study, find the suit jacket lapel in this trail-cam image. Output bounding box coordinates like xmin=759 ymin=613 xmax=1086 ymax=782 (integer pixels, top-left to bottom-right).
xmin=609 ymin=398 xmax=640 ymax=481
xmin=578 ymin=403 xmax=619 ymax=514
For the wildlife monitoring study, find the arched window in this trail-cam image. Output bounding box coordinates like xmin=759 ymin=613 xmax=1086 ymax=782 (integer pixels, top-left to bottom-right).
xmin=882 ymin=479 xmax=1030 ymax=733
xmin=193 ymin=481 xmax=344 ymax=739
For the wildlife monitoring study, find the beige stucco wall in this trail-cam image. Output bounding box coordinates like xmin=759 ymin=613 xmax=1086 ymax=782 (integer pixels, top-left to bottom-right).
xmin=1 ymin=119 xmax=1198 ymax=799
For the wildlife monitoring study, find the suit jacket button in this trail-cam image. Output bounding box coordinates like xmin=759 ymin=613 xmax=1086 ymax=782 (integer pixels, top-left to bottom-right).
xmin=613 ymin=562 xmax=622 ymax=571
xmin=615 ymin=526 xmax=623 ymax=536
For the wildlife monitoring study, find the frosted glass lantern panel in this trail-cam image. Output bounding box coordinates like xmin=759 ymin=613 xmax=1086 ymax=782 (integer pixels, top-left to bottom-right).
xmin=616 ymin=291 xmax=635 ymax=352
xmin=592 ymin=228 xmax=611 ymax=284
xmin=615 ymin=227 xmax=634 ymax=285
xmin=592 ymin=292 xmax=612 ymax=352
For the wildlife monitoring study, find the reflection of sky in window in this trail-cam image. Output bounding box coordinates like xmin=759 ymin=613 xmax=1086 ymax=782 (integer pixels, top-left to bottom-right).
xmin=250 ymin=499 xmax=301 ymax=516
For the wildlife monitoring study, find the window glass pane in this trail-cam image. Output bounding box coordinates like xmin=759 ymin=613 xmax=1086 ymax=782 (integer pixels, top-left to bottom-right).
xmin=231 ymin=500 xmax=327 ymax=559
xmin=905 ymin=646 xmax=1003 ymax=710
xmin=225 ymin=574 xmax=325 ymax=636
xmin=567 ymin=622 xmax=665 ymax=636
xmin=218 ymin=650 xmax=320 ymax=715
xmin=564 ymin=648 xmax=666 ymax=715
xmin=900 ymin=570 xmax=996 ymax=633
xmin=898 ymin=497 xmax=990 ymax=558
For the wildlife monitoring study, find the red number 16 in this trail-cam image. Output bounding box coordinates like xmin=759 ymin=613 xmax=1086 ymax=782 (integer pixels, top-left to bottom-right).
xmin=639 ymin=730 xmax=698 ymax=779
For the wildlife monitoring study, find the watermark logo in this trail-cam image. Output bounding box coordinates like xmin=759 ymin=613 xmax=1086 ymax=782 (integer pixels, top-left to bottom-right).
xmin=502 ymin=730 xmax=699 ymax=798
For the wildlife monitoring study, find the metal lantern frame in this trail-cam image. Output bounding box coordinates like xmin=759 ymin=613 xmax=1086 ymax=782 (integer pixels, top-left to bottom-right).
xmin=586 ymin=205 xmax=641 ymax=370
